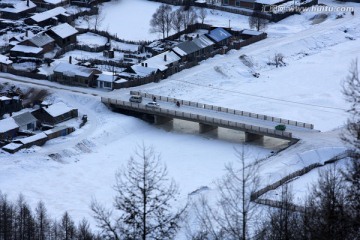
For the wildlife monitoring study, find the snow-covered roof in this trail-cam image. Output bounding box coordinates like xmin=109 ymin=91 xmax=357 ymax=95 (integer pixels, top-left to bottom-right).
xmin=10 ymin=31 xmax=35 ymax=44
xmin=1 ymin=1 xmax=36 ymax=13
xmin=0 ymin=54 xmax=12 ymax=64
xmin=44 ymin=125 xmax=69 ymax=135
xmin=207 ymin=28 xmax=232 ymax=43
xmin=130 ymin=65 xmax=158 ymax=77
xmin=27 ymin=33 xmax=54 ymax=47
xmin=44 ymin=102 xmax=76 ymax=118
xmin=172 ymin=47 xmax=187 ymax=57
xmin=30 ymin=7 xmax=68 ymax=23
xmin=0 ymin=118 xmax=19 ymax=133
xmin=14 ymin=132 xmax=47 ymax=145
xmin=115 ymin=78 xmax=127 ymax=83
xmin=12 ymin=112 xmax=37 ymax=127
xmin=242 ymin=29 xmax=264 ymax=36
xmin=192 ymin=35 xmax=215 ymax=48
xmin=97 ymin=73 xmax=115 ymax=83
xmin=49 ymin=23 xmax=78 ymax=39
xmin=142 ymin=50 xmax=180 ymax=72
xmin=2 ymin=142 xmax=23 ymax=151
xmin=11 ymin=45 xmax=43 ymax=54
xmin=53 ymin=62 xmax=95 ymax=78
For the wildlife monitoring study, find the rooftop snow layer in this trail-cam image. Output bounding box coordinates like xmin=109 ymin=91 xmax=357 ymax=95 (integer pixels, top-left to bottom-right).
xmin=11 ymin=45 xmax=42 ymax=54
xmin=53 ymin=62 xmax=94 ymax=78
xmin=44 ymin=102 xmax=75 ymax=118
xmin=192 ymin=35 xmax=215 ymax=48
xmin=1 ymin=0 xmax=36 ymax=13
xmin=50 ymin=23 xmax=78 ymax=39
xmin=142 ymin=50 xmax=180 ymax=71
xmin=0 ymin=54 xmax=12 ymax=64
xmin=15 ymin=132 xmax=47 ymax=145
xmin=0 ymin=118 xmax=19 ymax=133
xmin=30 ymin=7 xmax=68 ymax=23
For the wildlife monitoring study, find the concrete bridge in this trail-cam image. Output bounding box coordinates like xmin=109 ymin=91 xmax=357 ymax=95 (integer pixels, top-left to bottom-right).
xmin=101 ymin=91 xmax=315 ymax=142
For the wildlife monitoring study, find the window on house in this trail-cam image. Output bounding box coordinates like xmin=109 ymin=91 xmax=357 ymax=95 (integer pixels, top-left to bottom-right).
xmin=223 ymin=0 xmax=229 ymax=4
xmin=236 ymin=0 xmax=240 ymax=6
xmin=103 ymin=82 xmax=112 ymax=88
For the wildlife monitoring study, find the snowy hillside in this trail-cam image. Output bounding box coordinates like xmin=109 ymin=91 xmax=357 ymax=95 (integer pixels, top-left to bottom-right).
xmin=0 ymin=0 xmax=359 ymax=236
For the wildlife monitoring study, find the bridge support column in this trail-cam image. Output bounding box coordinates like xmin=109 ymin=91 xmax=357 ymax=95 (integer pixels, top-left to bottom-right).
xmin=154 ymin=115 xmax=173 ymax=125
xmin=199 ymin=123 xmax=217 ymax=133
xmin=245 ymin=132 xmax=264 ymax=142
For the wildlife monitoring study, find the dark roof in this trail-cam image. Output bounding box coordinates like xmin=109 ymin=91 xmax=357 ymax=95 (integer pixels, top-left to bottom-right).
xmin=12 ymin=112 xmax=37 ymax=127
xmin=27 ymin=33 xmax=54 ymax=47
xmin=206 ymin=28 xmax=232 ymax=43
xmin=173 ymin=41 xmax=201 ymax=56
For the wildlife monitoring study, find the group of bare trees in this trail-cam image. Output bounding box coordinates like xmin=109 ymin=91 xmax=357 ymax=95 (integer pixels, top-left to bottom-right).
xmin=150 ymin=4 xmax=204 ymax=39
xmin=0 ymin=194 xmax=99 ymax=239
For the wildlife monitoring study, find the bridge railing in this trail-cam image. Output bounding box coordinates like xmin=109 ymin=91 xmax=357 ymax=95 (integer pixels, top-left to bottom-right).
xmin=102 ymin=97 xmax=293 ymax=139
xmin=130 ymin=91 xmax=314 ymax=130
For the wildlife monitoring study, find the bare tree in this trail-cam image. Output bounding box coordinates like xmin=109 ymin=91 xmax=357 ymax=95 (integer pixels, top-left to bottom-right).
xmin=91 ymin=144 xmax=185 ymax=240
xmin=171 ymin=8 xmax=184 ymax=33
xmin=248 ymin=13 xmax=268 ymax=31
xmin=189 ymin=148 xmax=261 ymax=239
xmin=150 ymin=4 xmax=173 ymax=39
xmin=93 ymin=6 xmax=105 ymax=31
xmin=182 ymin=7 xmax=198 ymax=30
xmin=198 ymin=8 xmax=207 ymax=24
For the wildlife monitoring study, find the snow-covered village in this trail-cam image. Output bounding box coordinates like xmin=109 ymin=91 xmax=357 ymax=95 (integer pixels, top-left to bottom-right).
xmin=0 ymin=0 xmax=359 ymax=238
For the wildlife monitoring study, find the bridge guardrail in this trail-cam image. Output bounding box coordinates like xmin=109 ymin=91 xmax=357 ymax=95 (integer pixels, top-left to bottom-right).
xmin=130 ymin=91 xmax=314 ymax=130
xmin=102 ymin=97 xmax=293 ymax=139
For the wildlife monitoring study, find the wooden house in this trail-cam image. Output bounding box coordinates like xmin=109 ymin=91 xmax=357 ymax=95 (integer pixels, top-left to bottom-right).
xmin=172 ymin=41 xmax=202 ymax=61
xmin=0 ymin=96 xmax=22 ymax=117
xmin=0 ymin=0 xmax=36 ymax=20
xmin=17 ymin=32 xmax=55 ymax=54
xmin=32 ymin=102 xmax=78 ymax=125
xmin=96 ymin=73 xmax=115 ymax=90
xmin=44 ymin=126 xmax=75 ymax=140
xmin=0 ymin=54 xmax=13 ymax=73
xmin=192 ymin=35 xmax=215 ymax=56
xmin=3 ymin=132 xmax=48 ymax=153
xmin=24 ymin=7 xmax=71 ymax=27
xmin=46 ymin=23 xmax=78 ymax=48
xmin=142 ymin=50 xmax=181 ymax=75
xmin=9 ymin=44 xmax=44 ymax=58
xmin=52 ymin=62 xmax=101 ymax=87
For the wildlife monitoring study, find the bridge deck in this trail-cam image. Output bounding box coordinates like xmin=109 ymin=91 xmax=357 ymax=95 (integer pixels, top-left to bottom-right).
xmin=102 ymin=93 xmax=316 ymax=141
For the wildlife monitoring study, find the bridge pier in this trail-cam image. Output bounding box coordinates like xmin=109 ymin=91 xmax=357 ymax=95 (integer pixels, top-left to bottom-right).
xmin=199 ymin=123 xmax=217 ymax=133
xmin=154 ymin=115 xmax=173 ymax=125
xmin=245 ymin=132 xmax=264 ymax=142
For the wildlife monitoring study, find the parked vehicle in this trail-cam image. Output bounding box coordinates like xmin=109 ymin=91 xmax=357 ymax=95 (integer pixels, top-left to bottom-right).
xmin=145 ymin=102 xmax=160 ymax=109
xmin=275 ymin=124 xmax=286 ymax=131
xmin=129 ymin=95 xmax=142 ymax=103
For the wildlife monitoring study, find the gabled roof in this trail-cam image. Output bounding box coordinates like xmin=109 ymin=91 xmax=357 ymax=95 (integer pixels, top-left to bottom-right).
xmin=0 ymin=1 xmax=36 ymax=13
xmin=0 ymin=118 xmax=19 ymax=133
xmin=49 ymin=23 xmax=78 ymax=39
xmin=11 ymin=45 xmax=43 ymax=54
xmin=192 ymin=35 xmax=215 ymax=48
xmin=172 ymin=41 xmax=201 ymax=56
xmin=97 ymin=73 xmax=115 ymax=83
xmin=10 ymin=31 xmax=35 ymax=43
xmin=14 ymin=132 xmax=47 ymax=145
xmin=53 ymin=62 xmax=95 ymax=78
xmin=206 ymin=28 xmax=232 ymax=43
xmin=142 ymin=50 xmax=180 ymax=72
xmin=12 ymin=112 xmax=37 ymax=127
xmin=30 ymin=7 xmax=68 ymax=23
xmin=25 ymin=33 xmax=54 ymax=47
xmin=43 ymin=102 xmax=76 ymax=118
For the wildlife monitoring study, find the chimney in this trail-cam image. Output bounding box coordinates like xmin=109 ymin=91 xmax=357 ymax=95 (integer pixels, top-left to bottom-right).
xmin=164 ymin=54 xmax=167 ymax=62
xmin=25 ymin=31 xmax=28 ymax=37
xmin=27 ymin=0 xmax=29 ymax=7
xmin=141 ymin=62 xmax=144 ymax=67
xmin=69 ymin=56 xmax=72 ymax=64
xmin=145 ymin=63 xmax=148 ymax=67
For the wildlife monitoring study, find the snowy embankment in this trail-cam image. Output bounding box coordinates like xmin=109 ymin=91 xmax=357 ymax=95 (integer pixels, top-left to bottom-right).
xmin=0 ymin=0 xmax=359 ymax=235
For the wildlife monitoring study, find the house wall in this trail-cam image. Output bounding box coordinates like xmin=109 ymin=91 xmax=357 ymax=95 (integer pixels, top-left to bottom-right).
xmin=53 ymin=72 xmax=95 ymax=87
xmin=0 ymin=128 xmax=19 ymax=140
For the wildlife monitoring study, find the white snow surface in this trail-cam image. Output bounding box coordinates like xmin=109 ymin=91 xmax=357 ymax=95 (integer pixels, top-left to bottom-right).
xmin=0 ymin=0 xmax=359 ymax=237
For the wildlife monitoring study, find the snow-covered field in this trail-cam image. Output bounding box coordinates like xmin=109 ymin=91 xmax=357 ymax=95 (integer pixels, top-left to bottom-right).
xmin=1 ymin=0 xmax=360 ymax=236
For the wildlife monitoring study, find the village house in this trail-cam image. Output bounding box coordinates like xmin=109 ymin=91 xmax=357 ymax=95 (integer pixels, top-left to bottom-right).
xmin=0 ymin=118 xmax=19 ymax=141
xmin=240 ymin=29 xmax=264 ymax=39
xmin=0 ymin=0 xmax=36 ymax=20
xmin=32 ymin=102 xmax=78 ymax=125
xmin=0 ymin=96 xmax=22 ymax=117
xmin=14 ymin=32 xmax=55 ymax=56
xmin=52 ymin=62 xmax=101 ymax=87
xmin=192 ymin=34 xmax=215 ymax=57
xmin=10 ymin=44 xmax=44 ymax=58
xmin=3 ymin=132 xmax=48 ymax=153
xmin=0 ymin=54 xmax=13 ymax=73
xmin=9 ymin=31 xmax=35 ymax=47
xmin=46 ymin=23 xmax=78 ymax=48
xmin=172 ymin=41 xmax=202 ymax=62
xmin=24 ymin=7 xmax=71 ymax=27
xmin=141 ymin=50 xmax=181 ymax=75
xmin=206 ymin=27 xmax=232 ymax=47
xmin=12 ymin=111 xmax=39 ymax=132
xmin=120 ymin=64 xmax=159 ymax=79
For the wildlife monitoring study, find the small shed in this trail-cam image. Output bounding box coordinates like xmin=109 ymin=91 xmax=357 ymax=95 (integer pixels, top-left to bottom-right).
xmin=0 ymin=118 xmax=19 ymax=140
xmin=96 ymin=73 xmax=115 ymax=90
xmin=6 ymin=132 xmax=49 ymax=153
xmin=32 ymin=102 xmax=78 ymax=125
xmin=240 ymin=29 xmax=264 ymax=40
xmin=12 ymin=111 xmax=38 ymax=132
xmin=172 ymin=41 xmax=202 ymax=61
xmin=44 ymin=126 xmax=75 ymax=140
xmin=10 ymin=44 xmax=43 ymax=58
xmin=0 ymin=96 xmax=22 ymax=117
xmin=2 ymin=142 xmax=23 ymax=154
xmin=18 ymin=33 xmax=55 ymax=54
xmin=0 ymin=54 xmax=13 ymax=73
xmin=24 ymin=7 xmax=71 ymax=27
